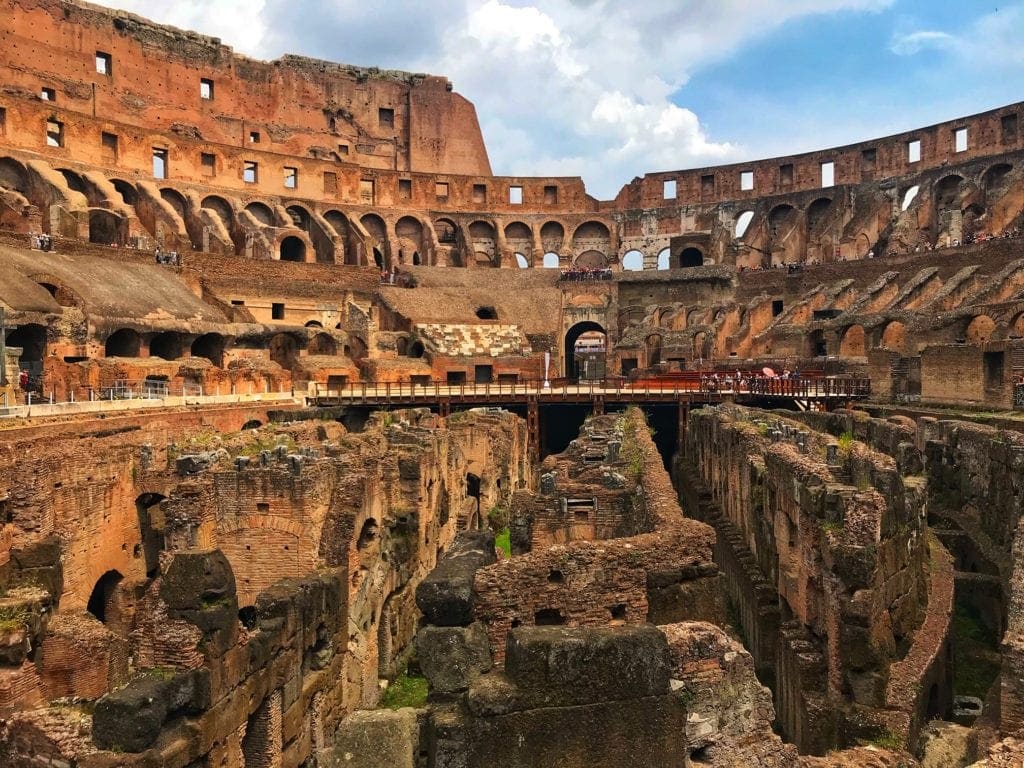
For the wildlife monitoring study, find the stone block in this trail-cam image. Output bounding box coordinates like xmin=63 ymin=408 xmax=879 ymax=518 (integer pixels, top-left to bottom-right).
xmin=416 ymin=622 xmax=492 ymax=694
xmin=416 ymin=531 xmax=495 ymax=626
xmin=318 ymin=708 xmax=421 ymax=768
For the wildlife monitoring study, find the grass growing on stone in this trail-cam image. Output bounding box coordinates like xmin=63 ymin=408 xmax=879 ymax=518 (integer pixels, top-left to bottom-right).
xmin=379 ymin=670 xmax=429 ymax=710
xmin=495 ymin=527 xmax=511 ymax=558
xmin=953 ymin=601 xmax=1001 ymax=699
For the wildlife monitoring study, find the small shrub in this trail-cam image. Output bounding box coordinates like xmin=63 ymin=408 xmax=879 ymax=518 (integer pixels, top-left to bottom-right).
xmin=379 ymin=669 xmax=428 ymax=710
xmin=837 ymin=431 xmax=855 ymax=454
xmin=495 ymin=528 xmax=511 ymax=558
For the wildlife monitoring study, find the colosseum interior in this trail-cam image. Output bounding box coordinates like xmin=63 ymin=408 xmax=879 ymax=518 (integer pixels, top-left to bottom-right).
xmin=1 ymin=1 xmax=1024 ymax=766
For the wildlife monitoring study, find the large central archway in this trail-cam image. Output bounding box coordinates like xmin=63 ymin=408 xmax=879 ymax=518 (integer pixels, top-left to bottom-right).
xmin=564 ymin=321 xmax=607 ymax=380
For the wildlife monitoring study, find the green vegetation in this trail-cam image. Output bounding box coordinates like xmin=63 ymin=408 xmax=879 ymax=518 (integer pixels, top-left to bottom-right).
xmin=0 ymin=605 xmax=31 ymax=633
xmin=821 ymin=520 xmax=843 ymax=534
xmin=952 ymin=601 xmax=1001 ymax=699
xmin=495 ymin=528 xmax=511 ymax=558
xmin=379 ymin=669 xmax=429 ymax=710
xmin=237 ymin=432 xmax=297 ymax=458
xmin=620 ymin=411 xmax=646 ymax=481
xmin=837 ymin=430 xmax=855 ymax=454
xmin=487 ymin=504 xmax=509 ymax=531
xmin=865 ymin=731 xmax=903 ymax=750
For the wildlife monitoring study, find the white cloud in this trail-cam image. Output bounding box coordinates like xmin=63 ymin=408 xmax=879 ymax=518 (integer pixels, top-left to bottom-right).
xmin=891 ymin=4 xmax=1024 ymax=66
xmin=92 ymin=0 xmax=898 ymax=197
xmin=890 ymin=30 xmax=955 ymax=56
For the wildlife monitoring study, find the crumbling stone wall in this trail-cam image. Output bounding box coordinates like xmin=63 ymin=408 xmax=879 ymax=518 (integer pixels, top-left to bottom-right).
xmin=682 ymin=405 xmax=933 ymax=753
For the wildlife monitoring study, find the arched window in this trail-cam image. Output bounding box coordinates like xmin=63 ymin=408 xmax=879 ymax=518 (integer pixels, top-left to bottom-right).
xmin=622 ymin=250 xmax=644 ymax=271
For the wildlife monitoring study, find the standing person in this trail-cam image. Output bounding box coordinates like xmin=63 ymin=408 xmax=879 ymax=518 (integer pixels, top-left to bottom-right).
xmin=19 ymin=369 xmax=28 ymax=391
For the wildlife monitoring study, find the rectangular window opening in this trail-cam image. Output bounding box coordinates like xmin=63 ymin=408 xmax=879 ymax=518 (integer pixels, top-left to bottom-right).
xmin=152 ymin=147 xmax=168 ymax=179
xmin=701 ymin=174 xmax=715 ymax=197
xmin=359 ymin=179 xmax=375 ymax=204
xmin=45 ymin=119 xmax=63 ymax=147
xmin=509 ymin=185 xmax=523 ymax=205
xmin=378 ymin=107 xmax=394 ymax=128
xmin=40 ymin=87 xmax=55 ymax=102
xmin=772 ymin=299 xmax=784 ymax=317
xmin=908 ymin=139 xmax=921 ymax=163
xmin=820 ymin=161 xmax=835 ymax=188
xmin=324 ymin=171 xmax=338 ymax=194
xmin=95 ymin=51 xmax=112 ymax=76
xmin=740 ymin=171 xmax=754 ymax=191
xmin=473 ymin=184 xmax=487 ymax=204
xmin=663 ymin=179 xmax=677 ymax=199
xmin=1001 ymin=114 xmax=1018 ymax=143
xmin=779 ymin=164 xmax=794 ymax=187
xmin=272 ymin=303 xmax=285 ymax=320
xmin=283 ymin=166 xmax=298 ymax=190
xmin=101 ymin=131 xmax=118 ymax=162
xmin=543 ymin=185 xmax=558 ymax=205
xmin=248 ymin=131 xmax=260 ymax=144
xmin=954 ymin=127 xmax=969 ymax=153
xmin=0 ymin=106 xmax=6 ymax=136
xmin=200 ymin=78 xmax=214 ymax=100
xmin=398 ymin=178 xmax=412 ymax=199
xmin=243 ymin=161 xmax=258 ymax=184
xmin=201 ymin=152 xmax=216 ymax=177
xmin=337 ymin=144 xmax=349 ymax=156
xmin=861 ymin=148 xmax=877 ymax=172
xmin=435 ymin=181 xmax=449 ymax=200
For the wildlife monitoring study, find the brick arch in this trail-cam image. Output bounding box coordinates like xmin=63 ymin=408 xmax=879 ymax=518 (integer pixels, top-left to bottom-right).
xmin=839 ymin=324 xmax=866 ymax=357
xmin=966 ymin=315 xmax=996 ymax=345
xmin=880 ymin=321 xmax=907 ymax=354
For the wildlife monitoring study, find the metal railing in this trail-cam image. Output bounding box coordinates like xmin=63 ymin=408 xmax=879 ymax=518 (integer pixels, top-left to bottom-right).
xmin=0 ymin=380 xmax=297 ymax=418
xmin=310 ymin=377 xmax=872 ymax=402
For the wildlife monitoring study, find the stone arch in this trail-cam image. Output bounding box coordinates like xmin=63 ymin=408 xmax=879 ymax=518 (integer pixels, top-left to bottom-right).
xmin=190 ymin=333 xmax=225 ymax=367
xmin=0 ymin=156 xmax=28 ymax=192
xmin=515 ymin=253 xmax=529 ymax=268
xmin=361 ymin=213 xmax=387 ymax=241
xmin=201 ymin=195 xmax=233 ymax=227
xmin=6 ymin=324 xmax=47 ymax=373
xmin=677 ymin=247 xmax=703 ymax=268
xmin=1010 ymin=312 xmax=1024 ymax=339
xmin=469 ymin=220 xmax=498 ymax=266
xmin=935 ymin=174 xmax=965 ymax=208
xmin=285 ymin=204 xmax=311 ymax=232
xmin=110 ymin=178 xmax=138 ymax=206
xmin=982 ymin=163 xmax=1014 ymax=202
xmin=434 ymin=217 xmax=459 ymax=245
xmin=56 ymin=168 xmax=89 ymax=197
xmin=308 ymin=332 xmax=337 ymax=356
xmin=105 ymin=328 xmax=141 ymax=358
xmin=564 ymin=321 xmax=607 ymax=379
xmin=270 ymin=332 xmax=300 ymax=368
xmin=966 ymin=315 xmax=996 ymax=345
xmin=768 ymin=204 xmax=799 ymax=265
xmin=839 ymin=325 xmax=866 ymax=357
xmin=657 ymin=248 xmax=671 ymax=270
xmin=734 ymin=210 xmax=754 ymax=238
xmin=324 ymin=210 xmax=350 ymax=239
xmin=408 ymin=340 xmax=424 ymax=359
xmin=880 ymin=321 xmax=908 ymax=354
xmin=245 ymin=201 xmax=275 ymax=226
xmin=540 ymin=221 xmax=565 ymax=253
xmin=150 ymin=331 xmax=184 ymax=360
xmin=807 ymin=197 xmax=833 ymax=231
xmin=86 ymin=570 xmax=124 ymax=624
xmin=135 ymin=493 xmax=166 ymax=577
xmin=395 ymin=216 xmax=424 ymax=265
xmin=31 ymin=275 xmax=82 ymax=308
xmin=88 ymin=208 xmax=122 ymax=245
xmin=159 ymin=187 xmax=188 ymax=219
xmin=646 ymin=333 xmax=663 ymax=365
xmin=542 ymin=252 xmax=560 ymax=269
xmin=572 ymin=220 xmax=611 ymax=249
xmin=279 ymin=235 xmax=307 ymax=262
xmin=622 ymin=250 xmax=644 ymax=271
xmin=574 ymin=251 xmax=609 ymax=269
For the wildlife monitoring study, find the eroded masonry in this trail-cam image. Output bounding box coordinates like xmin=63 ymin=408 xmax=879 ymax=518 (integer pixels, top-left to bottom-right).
xmin=2 ymin=1 xmax=1024 ymax=766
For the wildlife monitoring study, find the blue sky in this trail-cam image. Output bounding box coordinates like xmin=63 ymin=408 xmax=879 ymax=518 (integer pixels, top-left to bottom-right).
xmin=682 ymin=1 xmax=1024 ymax=162
xmin=100 ymin=0 xmax=1023 ymax=198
